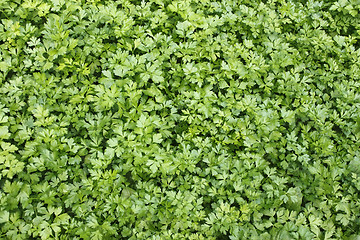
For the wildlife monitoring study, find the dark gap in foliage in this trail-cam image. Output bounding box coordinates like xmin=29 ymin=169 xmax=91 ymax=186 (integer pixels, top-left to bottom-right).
xmin=196 ymin=160 xmax=207 ymax=169
xmin=102 ymin=36 xmax=119 ymax=45
xmin=202 ymin=196 xmax=215 ymax=215
xmin=42 ymin=52 xmax=49 ymax=58
xmin=332 ymin=124 xmax=343 ymax=135
xmin=230 ymin=201 xmax=240 ymax=209
xmin=111 ymin=104 xmax=119 ymax=115
xmin=124 ymin=171 xmax=137 ymax=188
xmin=4 ymin=70 xmax=16 ymax=81
xmin=216 ymin=232 xmax=230 ymax=240
xmin=212 ymin=84 xmax=228 ymax=97
xmin=226 ymin=143 xmax=245 ymax=154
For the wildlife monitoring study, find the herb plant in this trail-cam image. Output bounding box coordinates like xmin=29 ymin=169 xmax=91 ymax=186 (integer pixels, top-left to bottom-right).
xmin=1 ymin=0 xmax=360 ymax=239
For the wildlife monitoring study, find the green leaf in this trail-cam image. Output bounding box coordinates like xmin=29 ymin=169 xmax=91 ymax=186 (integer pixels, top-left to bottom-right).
xmin=0 ymin=126 xmax=10 ymax=139
xmin=0 ymin=210 xmax=9 ymax=223
xmin=153 ymin=133 xmax=163 ymax=143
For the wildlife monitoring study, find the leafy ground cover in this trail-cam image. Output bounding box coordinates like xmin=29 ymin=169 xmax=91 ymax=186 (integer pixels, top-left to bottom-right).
xmin=1 ymin=0 xmax=360 ymax=239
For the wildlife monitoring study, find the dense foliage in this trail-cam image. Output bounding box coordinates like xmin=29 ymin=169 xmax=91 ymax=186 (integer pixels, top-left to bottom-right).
xmin=1 ymin=0 xmax=360 ymax=239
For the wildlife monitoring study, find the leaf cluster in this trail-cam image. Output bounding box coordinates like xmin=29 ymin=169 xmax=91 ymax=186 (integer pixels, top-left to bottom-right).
xmin=1 ymin=0 xmax=360 ymax=239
